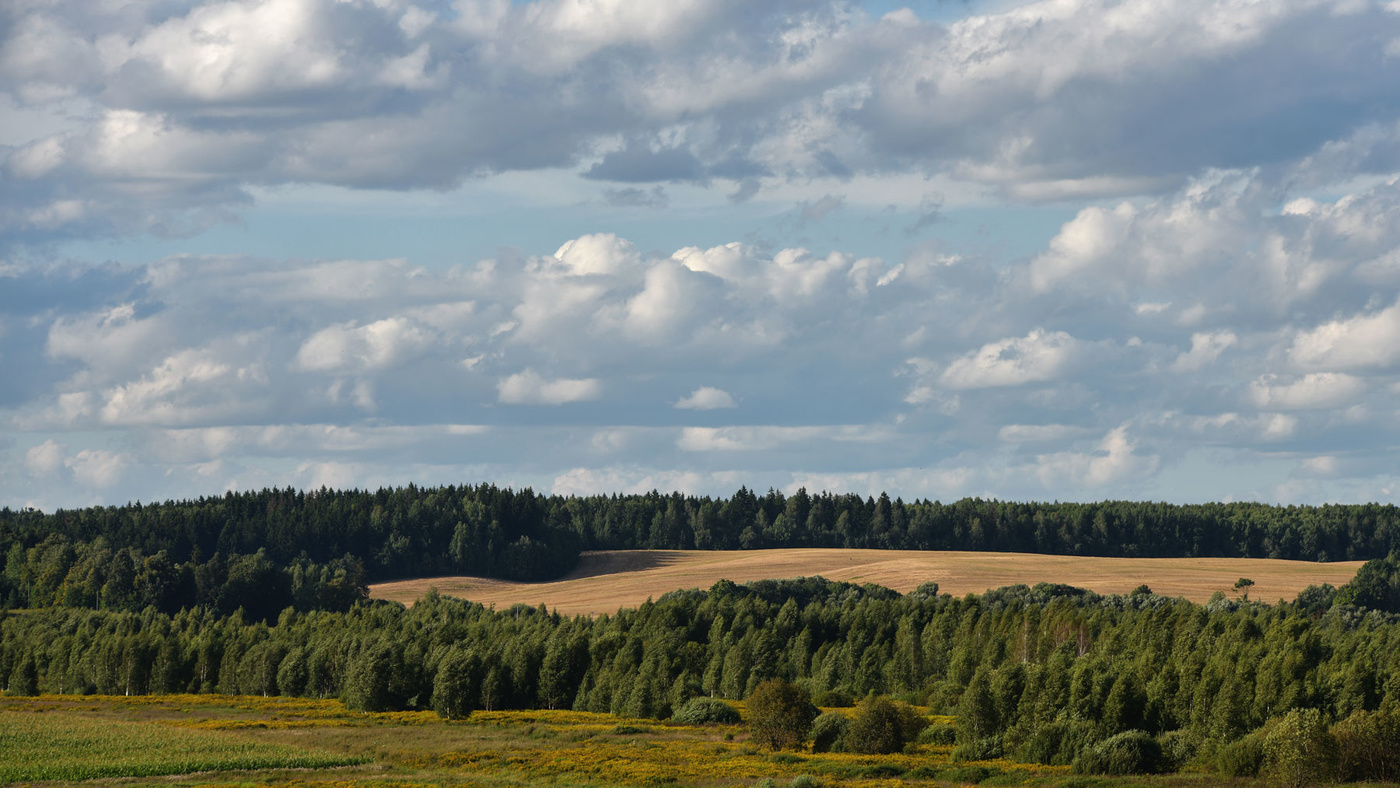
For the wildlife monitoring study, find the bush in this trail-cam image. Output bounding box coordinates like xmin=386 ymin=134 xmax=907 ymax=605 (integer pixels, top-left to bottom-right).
xmin=844 ymin=694 xmax=929 ymax=755
xmin=672 ymin=697 xmax=741 ymax=725
xmin=855 ymin=763 xmax=907 ymax=778
xmin=1156 ymin=729 xmax=1198 ymax=771
xmin=918 ymin=721 xmax=957 ymax=745
xmin=746 ymin=679 xmax=819 ymax=751
xmin=1216 ymin=729 xmax=1267 ymax=778
xmin=951 ymin=735 xmax=1003 ymax=763
xmin=1017 ymin=719 xmax=1098 ymax=766
xmin=1264 ymin=709 xmax=1338 ymax=788
xmin=813 ymin=688 xmax=854 ymax=707
xmin=809 ymin=711 xmax=850 ymax=753
xmin=940 ymin=765 xmax=995 ymax=784
xmin=789 ymin=775 xmax=821 ymax=788
xmin=1073 ymin=730 xmax=1165 ymax=775
xmin=1334 ymin=709 xmax=1400 ymax=783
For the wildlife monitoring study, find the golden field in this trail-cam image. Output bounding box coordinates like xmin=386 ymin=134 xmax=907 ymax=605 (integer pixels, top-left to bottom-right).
xmin=368 ymin=549 xmax=1364 ymax=614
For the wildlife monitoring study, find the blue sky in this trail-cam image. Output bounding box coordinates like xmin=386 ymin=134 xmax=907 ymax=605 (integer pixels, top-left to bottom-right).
xmin=3 ymin=0 xmax=1400 ymax=509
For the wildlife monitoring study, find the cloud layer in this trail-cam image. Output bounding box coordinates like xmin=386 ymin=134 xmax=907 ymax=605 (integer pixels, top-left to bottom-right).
xmin=6 ymin=0 xmax=1400 ymax=507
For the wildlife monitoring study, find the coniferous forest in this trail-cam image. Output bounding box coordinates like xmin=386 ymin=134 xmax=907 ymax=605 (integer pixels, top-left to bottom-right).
xmin=8 ymin=484 xmax=1400 ymax=781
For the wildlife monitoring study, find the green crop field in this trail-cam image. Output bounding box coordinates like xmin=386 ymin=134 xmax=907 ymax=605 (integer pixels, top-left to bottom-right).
xmin=0 ymin=703 xmax=367 ymax=783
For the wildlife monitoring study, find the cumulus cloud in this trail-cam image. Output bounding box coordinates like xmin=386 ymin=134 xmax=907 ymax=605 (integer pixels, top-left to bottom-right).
xmin=1031 ymin=426 xmax=1159 ymax=491
xmin=497 ymin=369 xmax=602 ymax=405
xmin=1290 ymin=299 xmax=1400 ymax=370
xmin=941 ymin=329 xmax=1079 ymax=389
xmin=675 ymin=387 xmax=737 ymax=410
xmin=1248 ymin=373 xmax=1366 ymax=410
xmin=1171 ymin=330 xmax=1237 ymax=372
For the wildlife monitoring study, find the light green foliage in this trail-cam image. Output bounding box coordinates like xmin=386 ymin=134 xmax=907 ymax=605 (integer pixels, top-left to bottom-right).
xmin=672 ymin=696 xmax=741 ymax=725
xmin=1264 ymin=709 xmax=1339 ymax=788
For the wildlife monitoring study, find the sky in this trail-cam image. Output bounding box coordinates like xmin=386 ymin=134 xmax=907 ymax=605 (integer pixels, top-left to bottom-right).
xmin=4 ymin=0 xmax=1400 ymax=509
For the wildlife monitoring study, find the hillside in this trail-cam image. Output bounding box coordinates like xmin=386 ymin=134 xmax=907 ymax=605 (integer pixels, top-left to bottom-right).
xmin=367 ymin=548 xmax=1364 ymax=614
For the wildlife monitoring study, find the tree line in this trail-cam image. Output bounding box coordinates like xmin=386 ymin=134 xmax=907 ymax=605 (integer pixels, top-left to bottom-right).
xmin=4 ymin=485 xmax=1399 ymax=609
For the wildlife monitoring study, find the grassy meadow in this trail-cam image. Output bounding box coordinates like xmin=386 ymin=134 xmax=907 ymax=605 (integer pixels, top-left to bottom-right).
xmin=0 ymin=694 xmax=1233 ymax=788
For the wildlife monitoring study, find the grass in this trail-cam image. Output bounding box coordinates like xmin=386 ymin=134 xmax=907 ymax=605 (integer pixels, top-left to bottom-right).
xmin=368 ymin=548 xmax=1364 ymax=614
xmin=0 ymin=706 xmax=367 ymax=782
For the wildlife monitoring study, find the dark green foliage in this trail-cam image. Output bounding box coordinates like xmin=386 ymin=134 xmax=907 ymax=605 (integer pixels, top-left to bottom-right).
xmin=1155 ymin=730 xmax=1198 ymax=772
xmin=1072 ymin=730 xmax=1165 ymax=775
xmin=1333 ymin=709 xmax=1400 ymax=783
xmin=813 ymin=688 xmax=853 ymax=707
xmin=956 ymin=669 xmax=999 ymax=743
xmin=432 ymin=647 xmax=478 ymax=720
xmin=1017 ymin=720 xmax=1100 ymax=766
xmin=746 ymin=679 xmax=818 ymax=751
xmin=5 ymin=488 xmax=1399 ymax=622
xmin=672 ymin=697 xmax=740 ymax=725
xmin=843 ymin=694 xmax=928 ymax=754
xmin=809 ymin=711 xmax=849 ymax=753
xmin=343 ymin=644 xmax=392 ymax=712
xmin=1336 ymin=553 xmax=1400 ymax=612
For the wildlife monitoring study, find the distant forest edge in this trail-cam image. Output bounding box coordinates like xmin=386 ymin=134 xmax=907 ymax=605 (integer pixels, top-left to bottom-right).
xmin=5 ymin=484 xmax=1400 ymax=618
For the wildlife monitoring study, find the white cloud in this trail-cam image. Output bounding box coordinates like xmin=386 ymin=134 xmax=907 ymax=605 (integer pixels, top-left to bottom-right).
xmin=497 ymin=369 xmax=602 ymax=405
xmin=64 ymin=449 xmax=132 ymax=488
xmin=675 ymin=386 xmax=736 ymax=410
xmin=295 ymin=317 xmax=433 ymax=372
xmin=1171 ymin=330 xmax=1237 ymax=371
xmin=1290 ymin=299 xmax=1400 ymax=370
xmin=1248 ymin=372 xmax=1366 ymax=410
xmin=998 ymin=424 xmax=1093 ymax=443
xmin=1031 ymin=426 xmax=1159 ymax=490
xmin=25 ymin=440 xmax=66 ymax=475
xmin=941 ymin=329 xmax=1079 ymax=389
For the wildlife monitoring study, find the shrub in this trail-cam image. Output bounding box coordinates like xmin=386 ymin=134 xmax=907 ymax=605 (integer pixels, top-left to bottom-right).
xmin=814 ymin=688 xmax=854 ymax=707
xmin=940 ymin=765 xmax=995 ymax=784
xmin=855 ymin=763 xmax=907 ymax=778
xmin=1264 ymin=709 xmax=1339 ymax=788
xmin=746 ymin=679 xmax=819 ymax=751
xmin=951 ymin=735 xmax=1003 ymax=762
xmin=672 ymin=697 xmax=741 ymax=725
xmin=1216 ymin=729 xmax=1267 ymax=778
xmin=1156 ymin=729 xmax=1198 ymax=771
xmin=844 ymin=694 xmax=929 ymax=755
xmin=918 ymin=721 xmax=957 ymax=745
xmin=789 ymin=775 xmax=821 ymax=788
xmin=809 ymin=711 xmax=850 ymax=753
xmin=1073 ymin=730 xmax=1165 ymax=775
xmin=1334 ymin=709 xmax=1400 ymax=783
xmin=1017 ymin=719 xmax=1098 ymax=765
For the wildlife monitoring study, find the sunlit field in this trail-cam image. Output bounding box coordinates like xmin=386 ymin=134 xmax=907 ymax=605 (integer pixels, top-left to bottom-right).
xmin=0 ymin=694 xmax=1229 ymax=787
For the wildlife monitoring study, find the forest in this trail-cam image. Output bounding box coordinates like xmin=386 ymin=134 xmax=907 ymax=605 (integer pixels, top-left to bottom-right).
xmin=4 ymin=484 xmax=1400 ymax=616
xmin=3 ymin=575 xmax=1400 ymax=782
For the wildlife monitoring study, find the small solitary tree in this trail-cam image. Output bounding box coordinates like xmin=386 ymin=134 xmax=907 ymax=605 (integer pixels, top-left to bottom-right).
xmin=845 ymin=694 xmax=928 ymax=754
xmin=1234 ymin=578 xmax=1255 ymax=601
xmin=746 ymin=678 xmax=818 ymax=750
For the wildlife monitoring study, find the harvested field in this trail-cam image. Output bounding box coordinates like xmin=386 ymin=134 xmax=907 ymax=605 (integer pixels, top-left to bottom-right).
xmin=369 ymin=548 xmax=1364 ymax=614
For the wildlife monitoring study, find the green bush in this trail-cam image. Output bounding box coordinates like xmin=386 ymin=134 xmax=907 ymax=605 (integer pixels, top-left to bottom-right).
xmin=1264 ymin=709 xmax=1338 ymax=788
xmin=940 ymin=765 xmax=995 ymax=784
xmin=844 ymin=694 xmax=928 ymax=755
xmin=1156 ymin=729 xmax=1198 ymax=771
xmin=918 ymin=721 xmax=957 ymax=745
xmin=1216 ymin=729 xmax=1267 ymax=778
xmin=788 ymin=775 xmax=821 ymax=788
xmin=1072 ymin=730 xmax=1165 ymax=775
xmin=746 ymin=679 xmax=819 ymax=751
xmin=1017 ymin=719 xmax=1098 ymax=765
xmin=672 ymin=697 xmax=741 ymax=725
xmin=809 ymin=711 xmax=850 ymax=753
xmin=951 ymin=735 xmax=1003 ymax=763
xmin=855 ymin=763 xmax=907 ymax=778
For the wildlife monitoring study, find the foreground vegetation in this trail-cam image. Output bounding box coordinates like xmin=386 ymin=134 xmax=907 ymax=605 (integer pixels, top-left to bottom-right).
xmin=6 ymin=484 xmax=1400 ymax=618
xmin=6 ymin=576 xmax=1400 ymax=784
xmin=0 ymin=693 xmax=1070 ymax=787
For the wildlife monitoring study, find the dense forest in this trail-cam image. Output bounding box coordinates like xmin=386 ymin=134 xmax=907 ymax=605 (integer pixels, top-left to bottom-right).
xmin=2 ymin=576 xmax=1399 ymax=780
xmin=4 ymin=484 xmax=1400 ymax=616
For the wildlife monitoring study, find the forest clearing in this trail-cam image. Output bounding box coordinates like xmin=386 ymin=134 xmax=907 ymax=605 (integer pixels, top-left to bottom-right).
xmin=368 ymin=548 xmax=1364 ymax=614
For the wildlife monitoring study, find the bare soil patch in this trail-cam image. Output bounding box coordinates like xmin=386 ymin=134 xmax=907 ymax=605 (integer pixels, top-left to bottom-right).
xmin=369 ymin=548 xmax=1364 ymax=615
